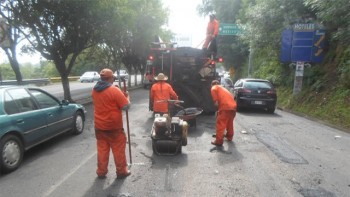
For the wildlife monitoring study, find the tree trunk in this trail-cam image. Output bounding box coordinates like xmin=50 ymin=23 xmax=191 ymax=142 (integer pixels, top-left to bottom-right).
xmin=61 ymin=76 xmax=72 ymax=102
xmin=127 ymin=67 xmax=132 ymax=87
xmin=55 ymin=60 xmax=73 ymax=102
xmin=141 ymin=73 xmax=144 ymax=85
xmin=134 ymin=70 xmax=137 ymax=86
xmin=128 ymin=76 xmax=132 ymax=87
xmin=4 ymin=47 xmax=23 ymax=84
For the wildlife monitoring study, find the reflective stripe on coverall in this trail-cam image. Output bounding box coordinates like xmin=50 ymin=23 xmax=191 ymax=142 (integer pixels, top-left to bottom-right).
xmin=211 ymin=85 xmax=237 ymax=144
xmin=150 ymin=81 xmax=178 ymax=113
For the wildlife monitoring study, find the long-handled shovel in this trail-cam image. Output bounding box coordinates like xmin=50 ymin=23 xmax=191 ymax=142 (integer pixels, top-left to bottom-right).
xmin=121 ymin=78 xmax=132 ymax=164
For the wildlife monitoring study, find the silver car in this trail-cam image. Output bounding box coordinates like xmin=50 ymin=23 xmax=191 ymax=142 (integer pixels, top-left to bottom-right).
xmin=79 ymin=71 xmax=100 ymax=83
xmin=220 ymin=77 xmax=234 ymax=93
xmin=114 ymin=69 xmax=129 ymax=81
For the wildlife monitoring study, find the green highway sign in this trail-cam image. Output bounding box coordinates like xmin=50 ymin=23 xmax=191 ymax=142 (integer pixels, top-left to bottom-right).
xmin=218 ymin=23 xmax=242 ymax=36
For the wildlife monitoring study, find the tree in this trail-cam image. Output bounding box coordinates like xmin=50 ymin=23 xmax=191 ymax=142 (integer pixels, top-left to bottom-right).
xmin=305 ymin=0 xmax=350 ymax=45
xmin=9 ymin=0 xmax=116 ymax=101
xmin=101 ymin=0 xmax=169 ymax=87
xmin=0 ymin=1 xmax=24 ymax=84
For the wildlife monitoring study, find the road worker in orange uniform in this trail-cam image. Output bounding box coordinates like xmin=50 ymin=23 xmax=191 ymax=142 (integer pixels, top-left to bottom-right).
xmin=210 ymin=80 xmax=237 ymax=146
xmin=150 ymin=73 xmax=178 ymax=114
xmin=202 ymin=14 xmax=219 ymax=55
xmin=92 ymin=68 xmax=131 ymax=179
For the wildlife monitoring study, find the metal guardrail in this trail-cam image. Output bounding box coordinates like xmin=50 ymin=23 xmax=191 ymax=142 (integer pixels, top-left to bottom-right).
xmin=0 ymin=78 xmax=50 ymax=86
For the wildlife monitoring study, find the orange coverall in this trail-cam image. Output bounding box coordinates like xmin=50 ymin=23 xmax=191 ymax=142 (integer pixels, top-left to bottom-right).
xmin=211 ymin=84 xmax=237 ymax=145
xmin=150 ymin=81 xmax=178 ymax=113
xmin=203 ymin=18 xmax=219 ymax=49
xmin=92 ymin=85 xmax=129 ymax=177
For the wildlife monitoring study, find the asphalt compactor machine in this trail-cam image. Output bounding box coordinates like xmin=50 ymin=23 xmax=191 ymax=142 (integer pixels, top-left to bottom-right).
xmin=151 ymin=100 xmax=202 ymax=155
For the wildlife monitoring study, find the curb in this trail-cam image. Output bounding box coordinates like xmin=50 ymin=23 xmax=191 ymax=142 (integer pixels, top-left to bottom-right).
xmin=277 ymin=106 xmax=350 ymax=134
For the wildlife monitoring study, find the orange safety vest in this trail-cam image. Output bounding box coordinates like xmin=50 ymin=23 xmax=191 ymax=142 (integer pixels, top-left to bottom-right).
xmin=211 ymin=85 xmax=236 ymax=111
xmin=151 ymin=81 xmax=178 ymax=113
xmin=206 ymin=19 xmax=219 ymax=37
xmin=92 ymin=86 xmax=129 ymax=130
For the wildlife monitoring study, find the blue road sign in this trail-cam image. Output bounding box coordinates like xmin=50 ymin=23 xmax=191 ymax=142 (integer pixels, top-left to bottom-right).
xmin=281 ymin=23 xmax=325 ymax=63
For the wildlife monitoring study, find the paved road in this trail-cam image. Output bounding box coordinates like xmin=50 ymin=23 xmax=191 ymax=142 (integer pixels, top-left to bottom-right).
xmin=1 ymin=83 xmax=350 ymax=196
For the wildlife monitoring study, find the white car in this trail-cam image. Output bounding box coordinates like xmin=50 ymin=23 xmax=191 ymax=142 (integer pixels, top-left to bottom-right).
xmin=114 ymin=69 xmax=129 ymax=81
xmin=79 ymin=71 xmax=100 ymax=83
xmin=221 ymin=77 xmax=234 ymax=93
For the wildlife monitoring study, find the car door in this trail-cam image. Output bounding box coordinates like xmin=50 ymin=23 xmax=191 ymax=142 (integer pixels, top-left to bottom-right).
xmin=5 ymin=89 xmax=48 ymax=148
xmin=29 ymin=89 xmax=73 ymax=138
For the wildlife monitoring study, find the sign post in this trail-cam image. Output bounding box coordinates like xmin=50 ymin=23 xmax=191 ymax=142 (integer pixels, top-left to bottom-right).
xmin=293 ymin=61 xmax=304 ymax=94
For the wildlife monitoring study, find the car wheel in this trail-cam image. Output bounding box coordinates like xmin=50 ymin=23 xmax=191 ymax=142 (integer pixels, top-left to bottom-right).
xmin=0 ymin=135 xmax=24 ymax=173
xmin=236 ymin=102 xmax=242 ymax=112
xmin=267 ymin=107 xmax=275 ymax=114
xmin=72 ymin=111 xmax=84 ymax=135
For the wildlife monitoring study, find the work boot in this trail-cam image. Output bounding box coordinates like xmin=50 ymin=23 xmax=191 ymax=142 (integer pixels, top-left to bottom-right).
xmin=226 ymin=136 xmax=233 ymax=141
xmin=97 ymin=174 xmax=106 ymax=179
xmin=117 ymin=170 xmax=131 ymax=179
xmin=211 ymin=140 xmax=223 ymax=146
xmin=212 ymin=134 xmax=233 ymax=141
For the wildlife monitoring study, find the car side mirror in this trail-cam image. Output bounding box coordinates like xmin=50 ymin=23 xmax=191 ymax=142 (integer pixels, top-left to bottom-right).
xmin=61 ymin=100 xmax=69 ymax=105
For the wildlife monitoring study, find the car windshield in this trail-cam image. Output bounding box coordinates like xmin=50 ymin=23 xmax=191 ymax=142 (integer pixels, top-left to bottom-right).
xmin=83 ymin=72 xmax=95 ymax=76
xmin=225 ymin=78 xmax=232 ymax=86
xmin=244 ymin=81 xmax=272 ymax=89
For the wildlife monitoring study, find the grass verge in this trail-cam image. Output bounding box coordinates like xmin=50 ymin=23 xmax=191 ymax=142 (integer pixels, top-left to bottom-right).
xmin=277 ymin=86 xmax=350 ymax=132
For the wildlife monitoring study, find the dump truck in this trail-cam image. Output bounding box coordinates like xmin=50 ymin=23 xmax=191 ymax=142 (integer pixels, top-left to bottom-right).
xmin=147 ymin=42 xmax=222 ymax=114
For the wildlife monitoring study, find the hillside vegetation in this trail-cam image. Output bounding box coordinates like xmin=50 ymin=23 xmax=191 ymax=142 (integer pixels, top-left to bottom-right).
xmin=277 ymin=45 xmax=350 ymax=132
xmin=198 ymin=0 xmax=350 ymax=132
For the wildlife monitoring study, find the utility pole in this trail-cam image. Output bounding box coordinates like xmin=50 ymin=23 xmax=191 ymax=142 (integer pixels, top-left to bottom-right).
xmin=248 ymin=44 xmax=253 ymax=77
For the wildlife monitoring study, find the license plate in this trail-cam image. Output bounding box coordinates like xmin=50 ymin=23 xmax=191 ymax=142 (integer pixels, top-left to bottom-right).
xmin=253 ymin=101 xmax=263 ymax=105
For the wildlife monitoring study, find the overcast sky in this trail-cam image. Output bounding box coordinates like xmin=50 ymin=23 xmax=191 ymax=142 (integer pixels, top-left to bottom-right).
xmin=0 ymin=1 xmax=208 ymax=64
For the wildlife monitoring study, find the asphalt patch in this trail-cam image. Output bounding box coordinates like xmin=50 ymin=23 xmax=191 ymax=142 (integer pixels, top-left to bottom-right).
xmin=256 ymin=131 xmax=308 ymax=164
xmin=298 ymin=187 xmax=335 ymax=197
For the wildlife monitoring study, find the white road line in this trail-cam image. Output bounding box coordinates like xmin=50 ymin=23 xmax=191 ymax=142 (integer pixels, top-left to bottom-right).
xmin=42 ymin=151 xmax=96 ymax=197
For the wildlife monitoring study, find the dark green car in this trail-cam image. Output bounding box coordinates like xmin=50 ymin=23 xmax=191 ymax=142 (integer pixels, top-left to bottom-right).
xmin=0 ymin=86 xmax=86 ymax=173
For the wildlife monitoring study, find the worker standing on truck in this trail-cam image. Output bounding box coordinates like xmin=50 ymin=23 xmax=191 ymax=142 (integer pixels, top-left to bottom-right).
xmin=210 ymin=80 xmax=237 ymax=146
xmin=202 ymin=14 xmax=219 ymax=57
xmin=150 ymin=73 xmax=178 ymax=115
